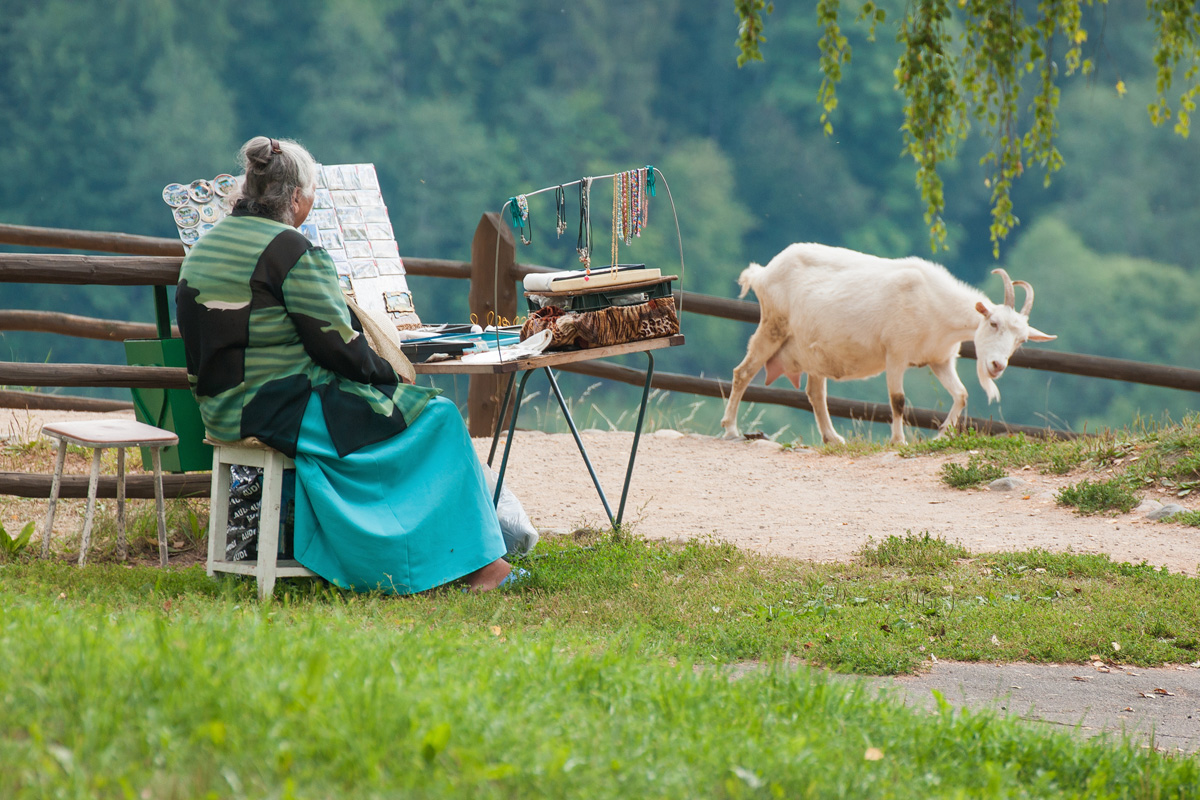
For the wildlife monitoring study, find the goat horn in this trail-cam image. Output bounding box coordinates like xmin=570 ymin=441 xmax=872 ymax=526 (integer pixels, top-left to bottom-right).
xmin=1012 ymin=280 xmax=1034 ymax=315
xmin=991 ymin=268 xmax=1015 ymax=308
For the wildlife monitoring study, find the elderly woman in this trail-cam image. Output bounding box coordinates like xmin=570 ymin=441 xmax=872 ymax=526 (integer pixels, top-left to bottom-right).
xmin=176 ymin=136 xmax=511 ymax=593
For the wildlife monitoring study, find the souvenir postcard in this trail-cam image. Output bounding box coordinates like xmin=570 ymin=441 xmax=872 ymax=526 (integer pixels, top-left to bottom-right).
xmin=163 ymin=162 xmax=420 ymax=327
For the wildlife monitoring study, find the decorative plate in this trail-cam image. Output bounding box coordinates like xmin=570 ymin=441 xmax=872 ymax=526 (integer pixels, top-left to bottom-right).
xmin=212 ymin=174 xmax=238 ymax=197
xmin=188 ymin=179 xmax=214 ymax=203
xmin=173 ymin=205 xmax=200 ymax=228
xmin=162 ymin=183 xmax=189 ymax=207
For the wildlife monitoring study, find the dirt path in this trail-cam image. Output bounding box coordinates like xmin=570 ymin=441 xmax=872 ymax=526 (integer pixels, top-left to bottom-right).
xmin=478 ymin=429 xmax=1200 ymax=576
xmin=5 ymin=408 xmax=1199 ymax=575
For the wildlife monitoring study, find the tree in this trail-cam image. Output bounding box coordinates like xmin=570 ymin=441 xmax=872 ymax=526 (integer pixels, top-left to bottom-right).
xmin=996 ymin=216 xmax=1200 ymax=429
xmin=735 ymin=1 xmax=1200 ymax=255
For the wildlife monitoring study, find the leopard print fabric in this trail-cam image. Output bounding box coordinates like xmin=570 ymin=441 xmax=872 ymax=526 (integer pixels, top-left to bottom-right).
xmin=521 ymin=296 xmax=679 ymax=350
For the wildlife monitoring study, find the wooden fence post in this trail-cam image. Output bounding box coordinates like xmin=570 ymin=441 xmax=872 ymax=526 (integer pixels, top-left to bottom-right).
xmin=467 ymin=212 xmax=518 ymax=437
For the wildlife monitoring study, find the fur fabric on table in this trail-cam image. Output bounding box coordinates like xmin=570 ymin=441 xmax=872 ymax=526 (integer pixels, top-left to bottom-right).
xmin=519 ymin=296 xmax=679 ymax=350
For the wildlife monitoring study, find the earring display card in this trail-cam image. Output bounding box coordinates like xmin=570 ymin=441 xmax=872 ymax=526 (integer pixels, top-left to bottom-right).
xmin=163 ymin=163 xmax=420 ymax=328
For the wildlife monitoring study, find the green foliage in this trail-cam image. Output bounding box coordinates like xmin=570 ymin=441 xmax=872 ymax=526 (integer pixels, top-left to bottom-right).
xmin=894 ymin=0 xmax=961 ymax=251
xmin=941 ymin=457 xmax=1006 ymax=489
xmin=736 ymin=1 xmax=1200 ymax=253
xmin=1171 ymin=510 xmax=1200 ymax=528
xmin=734 ymin=0 xmax=774 ymax=67
xmin=1050 ymin=78 xmax=1200 ymax=268
xmin=1056 ymin=478 xmax=1140 ymax=515
xmin=0 ymin=520 xmax=35 ymax=560
xmin=997 ymin=218 xmax=1200 ymax=431
xmin=1148 ymin=0 xmax=1200 ymax=137
xmin=0 ymin=0 xmax=237 ymax=234
xmin=855 ymin=530 xmax=971 ymax=570
xmin=3 ymin=1 xmax=1200 ymax=430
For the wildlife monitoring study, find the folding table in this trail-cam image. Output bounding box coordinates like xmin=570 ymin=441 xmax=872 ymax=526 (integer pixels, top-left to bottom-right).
xmin=415 ymin=334 xmax=685 ymax=527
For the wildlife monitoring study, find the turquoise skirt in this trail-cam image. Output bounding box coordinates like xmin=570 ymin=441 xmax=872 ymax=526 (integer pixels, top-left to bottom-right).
xmin=291 ymin=394 xmax=506 ymax=594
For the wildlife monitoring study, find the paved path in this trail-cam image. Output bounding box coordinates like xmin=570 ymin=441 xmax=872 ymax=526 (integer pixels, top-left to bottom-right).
xmin=857 ymin=661 xmax=1200 ymax=754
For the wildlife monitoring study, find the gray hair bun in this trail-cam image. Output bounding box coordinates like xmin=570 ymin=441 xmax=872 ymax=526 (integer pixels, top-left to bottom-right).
xmin=236 ymin=136 xmax=318 ymax=225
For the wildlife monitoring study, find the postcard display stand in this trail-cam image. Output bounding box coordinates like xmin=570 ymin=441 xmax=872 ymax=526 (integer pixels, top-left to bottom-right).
xmin=162 ymin=164 xmax=420 ymax=328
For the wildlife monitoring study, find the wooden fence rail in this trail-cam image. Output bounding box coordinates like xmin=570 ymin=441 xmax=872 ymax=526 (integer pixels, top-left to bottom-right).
xmin=555 ymin=358 xmax=1065 ymax=439
xmin=5 ymin=218 xmax=1200 ymax=446
xmin=0 ymin=363 xmax=188 ymax=390
xmin=0 ymin=222 xmax=185 ymax=257
xmin=0 ymin=389 xmax=132 ymax=413
xmin=0 ymin=310 xmax=171 ymax=341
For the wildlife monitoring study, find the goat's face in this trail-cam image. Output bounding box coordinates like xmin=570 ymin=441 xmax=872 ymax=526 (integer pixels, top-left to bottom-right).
xmin=972 ymin=270 xmax=1056 ymax=402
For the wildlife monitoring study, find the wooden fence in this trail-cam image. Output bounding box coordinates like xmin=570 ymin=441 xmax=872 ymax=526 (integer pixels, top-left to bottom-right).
xmin=4 ymin=218 xmax=1200 ymax=500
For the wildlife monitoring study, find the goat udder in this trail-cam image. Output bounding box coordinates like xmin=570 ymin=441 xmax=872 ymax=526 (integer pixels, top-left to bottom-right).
xmin=764 ymin=354 xmax=801 ymax=388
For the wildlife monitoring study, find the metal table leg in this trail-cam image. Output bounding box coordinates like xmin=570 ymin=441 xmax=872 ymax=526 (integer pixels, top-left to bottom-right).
xmin=487 ymin=372 xmax=518 ymax=468
xmin=616 ymin=351 xmax=655 ymax=525
xmin=488 ymin=351 xmax=659 ymax=529
xmin=490 ymin=370 xmax=535 ymax=506
xmin=544 ymin=366 xmax=615 ymax=525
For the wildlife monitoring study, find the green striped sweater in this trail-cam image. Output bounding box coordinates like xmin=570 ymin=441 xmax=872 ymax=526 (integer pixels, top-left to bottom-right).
xmin=175 ymin=207 xmax=437 ymax=457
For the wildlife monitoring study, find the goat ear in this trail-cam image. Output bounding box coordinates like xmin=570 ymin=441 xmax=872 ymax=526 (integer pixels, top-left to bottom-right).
xmin=975 ymin=301 xmax=991 ymax=318
xmin=1026 ymin=326 xmax=1056 ymax=342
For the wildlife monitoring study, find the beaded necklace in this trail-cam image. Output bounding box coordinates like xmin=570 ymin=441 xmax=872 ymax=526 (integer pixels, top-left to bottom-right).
xmin=555 ymin=185 xmax=568 ymax=238
xmin=640 ymin=167 xmax=650 ymax=230
xmin=611 ymin=174 xmax=621 ymax=273
xmin=577 ymin=178 xmax=593 ymax=276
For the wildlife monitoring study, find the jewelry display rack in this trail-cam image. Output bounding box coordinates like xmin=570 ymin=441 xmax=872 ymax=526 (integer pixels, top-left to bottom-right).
xmin=423 ymin=168 xmax=689 ymax=527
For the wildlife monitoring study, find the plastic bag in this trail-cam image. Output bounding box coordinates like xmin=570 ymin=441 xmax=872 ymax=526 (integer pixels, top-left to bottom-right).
xmin=226 ymin=465 xmax=262 ymax=561
xmin=225 ymin=465 xmax=295 ymax=561
xmin=482 ymin=466 xmax=539 ymax=556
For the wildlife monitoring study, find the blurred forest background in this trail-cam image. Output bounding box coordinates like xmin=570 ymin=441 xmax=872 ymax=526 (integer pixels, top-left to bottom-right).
xmin=1 ymin=0 xmax=1197 ymax=441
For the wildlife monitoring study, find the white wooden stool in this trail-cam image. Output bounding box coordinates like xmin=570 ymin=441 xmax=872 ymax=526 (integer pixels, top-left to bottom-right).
xmin=40 ymin=419 xmax=178 ymax=566
xmin=205 ymin=437 xmax=316 ymax=601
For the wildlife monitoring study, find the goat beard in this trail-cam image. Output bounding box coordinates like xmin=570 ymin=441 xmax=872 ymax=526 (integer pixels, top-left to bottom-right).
xmin=976 ymin=361 xmax=1001 ymax=404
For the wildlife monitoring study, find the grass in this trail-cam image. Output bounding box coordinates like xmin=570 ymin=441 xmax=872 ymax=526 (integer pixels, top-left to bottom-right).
xmin=941 ymin=456 xmax=1007 ymax=489
xmin=4 ymin=589 xmax=1198 ymax=798
xmin=855 ymin=530 xmax=972 ymax=569
xmin=905 ymin=413 xmax=1200 ymax=516
xmin=6 ymin=531 xmax=1200 ymax=675
xmin=4 ymin=533 xmax=1200 ymax=798
xmin=1056 ymin=478 xmax=1142 ymax=515
xmin=1173 ymin=510 xmax=1200 ymax=528
xmin=3 ymin=415 xmax=1200 ymax=795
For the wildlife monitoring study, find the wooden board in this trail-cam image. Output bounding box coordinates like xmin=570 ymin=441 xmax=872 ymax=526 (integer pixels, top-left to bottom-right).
xmin=0 ymin=471 xmax=211 ymax=499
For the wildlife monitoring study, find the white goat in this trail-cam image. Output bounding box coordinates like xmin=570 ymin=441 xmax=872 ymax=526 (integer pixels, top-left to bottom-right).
xmin=720 ymin=243 xmax=1056 ymax=445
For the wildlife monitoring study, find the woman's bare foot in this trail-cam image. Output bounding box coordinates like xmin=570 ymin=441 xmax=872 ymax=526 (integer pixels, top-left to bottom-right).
xmin=463 ymin=558 xmax=511 ymax=592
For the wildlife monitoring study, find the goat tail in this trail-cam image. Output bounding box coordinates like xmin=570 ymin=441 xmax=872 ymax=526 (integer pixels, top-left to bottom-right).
xmin=736 ymin=262 xmax=765 ymax=299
